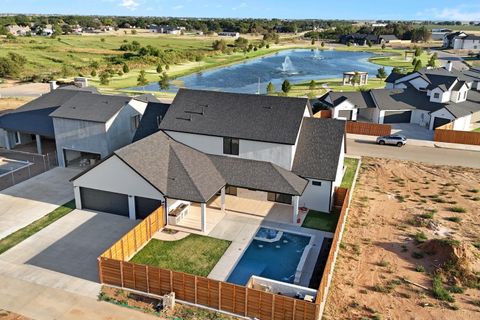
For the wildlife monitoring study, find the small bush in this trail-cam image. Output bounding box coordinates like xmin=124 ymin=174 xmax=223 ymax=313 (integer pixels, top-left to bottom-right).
xmin=446 ymin=216 xmax=462 ymax=223
xmin=377 ymin=260 xmax=390 ymax=267
xmin=432 ymin=275 xmax=454 ymax=302
xmin=467 ymin=189 xmax=479 ymax=194
xmin=415 ymin=265 xmax=425 ymax=272
xmin=449 ymin=206 xmax=466 ymax=213
xmin=448 ymin=286 xmax=464 ymax=293
xmin=414 ymin=231 xmax=428 ymax=244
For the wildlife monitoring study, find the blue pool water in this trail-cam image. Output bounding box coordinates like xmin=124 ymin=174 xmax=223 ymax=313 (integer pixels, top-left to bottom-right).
xmin=129 ymin=49 xmax=391 ymax=94
xmin=227 ymin=228 xmax=311 ymax=285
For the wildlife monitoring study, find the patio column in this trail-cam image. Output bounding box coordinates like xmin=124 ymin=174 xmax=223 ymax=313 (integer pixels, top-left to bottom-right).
xmin=35 ymin=134 xmax=42 ymax=154
xmin=292 ymin=196 xmax=300 ymax=224
xmin=201 ymin=202 xmax=207 ymax=233
xmin=128 ymin=195 xmax=136 ymax=220
xmin=220 ymin=186 xmax=226 ymax=212
xmin=74 ymin=186 xmax=82 ymax=209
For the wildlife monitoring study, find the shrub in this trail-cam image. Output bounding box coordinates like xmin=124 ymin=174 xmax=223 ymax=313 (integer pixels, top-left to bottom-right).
xmin=414 ymin=231 xmax=428 ymax=244
xmin=377 ymin=260 xmax=390 ymax=267
xmin=415 ymin=265 xmax=425 ymax=272
xmin=432 ymin=275 xmax=454 ymax=302
xmin=448 ymin=286 xmax=464 ymax=294
xmin=449 ymin=206 xmax=466 ymax=213
xmin=446 ymin=216 xmax=462 ymax=223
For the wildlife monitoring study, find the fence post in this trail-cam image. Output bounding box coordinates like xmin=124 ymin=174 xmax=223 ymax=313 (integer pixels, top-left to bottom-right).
xmin=98 ymin=258 xmax=104 ymax=283
xmin=47 ymin=153 xmax=51 ymax=169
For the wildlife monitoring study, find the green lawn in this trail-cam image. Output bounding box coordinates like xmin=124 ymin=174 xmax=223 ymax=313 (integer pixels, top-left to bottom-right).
xmin=301 ymin=157 xmax=359 ymax=232
xmin=287 ymin=77 xmax=386 ymax=98
xmin=473 ymin=127 xmax=480 ymax=132
xmin=341 ymin=157 xmax=360 ymax=189
xmin=130 ymin=235 xmax=231 ymax=277
xmin=0 ymin=200 xmax=75 ymax=255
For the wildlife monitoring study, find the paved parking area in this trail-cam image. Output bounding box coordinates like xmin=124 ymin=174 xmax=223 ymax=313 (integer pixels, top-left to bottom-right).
xmin=0 ymin=209 xmax=138 ymax=297
xmin=391 ymin=123 xmax=434 ymax=141
xmin=0 ymin=167 xmax=82 ymax=240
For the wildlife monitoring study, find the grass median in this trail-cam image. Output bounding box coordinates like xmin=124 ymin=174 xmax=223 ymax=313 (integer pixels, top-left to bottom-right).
xmin=0 ymin=200 xmax=75 ymax=255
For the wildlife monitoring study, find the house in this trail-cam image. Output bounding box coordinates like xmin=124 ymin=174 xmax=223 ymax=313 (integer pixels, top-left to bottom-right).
xmin=6 ymin=25 xmax=31 ymax=36
xmin=320 ymin=64 xmax=480 ymax=130
xmin=151 ymin=25 xmax=185 ymax=35
xmin=0 ymin=85 xmax=149 ymax=167
xmin=71 ymin=89 xmax=346 ymax=229
xmin=431 ymin=28 xmax=452 ymax=41
xmin=379 ymin=34 xmax=401 ymax=44
xmin=340 ymin=33 xmax=380 ymax=46
xmin=444 ymin=32 xmax=480 ymax=50
xmin=218 ymin=31 xmax=240 ymax=38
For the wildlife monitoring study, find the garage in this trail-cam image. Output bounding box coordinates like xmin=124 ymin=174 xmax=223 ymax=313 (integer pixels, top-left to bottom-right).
xmin=135 ymin=196 xmax=163 ymax=219
xmin=433 ymin=117 xmax=451 ymax=129
xmin=337 ymin=110 xmax=353 ymax=120
xmin=383 ymin=110 xmax=412 ymax=123
xmin=80 ymin=187 xmax=129 ymax=217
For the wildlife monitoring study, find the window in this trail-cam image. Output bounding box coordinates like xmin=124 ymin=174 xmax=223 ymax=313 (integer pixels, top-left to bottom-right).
xmin=223 ymin=137 xmax=239 ymax=155
xmin=267 ymin=192 xmax=292 ymax=205
xmin=312 ymin=181 xmax=322 ymax=186
xmin=433 ymin=93 xmax=440 ymax=99
xmin=14 ymin=131 xmax=21 ymax=145
xmin=130 ymin=114 xmax=141 ymax=131
xmin=463 ymin=91 xmax=467 ymax=100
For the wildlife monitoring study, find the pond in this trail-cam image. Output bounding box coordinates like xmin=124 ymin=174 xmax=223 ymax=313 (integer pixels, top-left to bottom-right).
xmin=129 ymin=49 xmax=391 ymax=94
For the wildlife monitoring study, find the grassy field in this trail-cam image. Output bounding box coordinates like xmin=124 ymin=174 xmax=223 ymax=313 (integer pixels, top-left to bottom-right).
xmin=130 ymin=235 xmax=231 ymax=277
xmin=286 ymin=77 xmax=386 ymax=98
xmin=0 ymin=200 xmax=75 ymax=255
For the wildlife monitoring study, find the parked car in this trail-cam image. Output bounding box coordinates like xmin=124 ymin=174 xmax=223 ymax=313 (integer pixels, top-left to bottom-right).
xmin=376 ymin=134 xmax=407 ymax=147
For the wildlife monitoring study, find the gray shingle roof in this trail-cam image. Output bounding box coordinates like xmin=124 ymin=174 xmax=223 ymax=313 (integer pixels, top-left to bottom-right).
xmin=159 ymin=89 xmax=310 ymax=145
xmin=370 ymin=89 xmax=417 ymax=111
xmin=292 ymin=118 xmax=345 ymax=181
xmin=209 ymin=155 xmax=307 ymax=196
xmin=327 ymin=91 xmax=376 ymax=109
xmin=49 ymin=92 xmax=132 ymax=122
xmin=380 ymin=34 xmax=399 ymax=41
xmin=132 ymin=102 xmax=170 ymax=142
xmin=115 ymin=131 xmax=225 ymax=203
xmin=385 ymin=72 xmax=405 ymax=83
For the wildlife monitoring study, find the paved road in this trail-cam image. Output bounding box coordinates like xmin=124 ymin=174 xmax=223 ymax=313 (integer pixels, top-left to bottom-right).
xmin=347 ymin=139 xmax=480 ymax=169
xmin=432 ymin=50 xmax=469 ymax=71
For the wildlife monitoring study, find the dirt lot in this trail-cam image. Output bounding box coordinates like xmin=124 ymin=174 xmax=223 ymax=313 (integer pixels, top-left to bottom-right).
xmin=0 ymin=98 xmax=31 ymax=114
xmin=0 ymin=310 xmax=29 ymax=320
xmin=324 ymin=157 xmax=480 ymax=320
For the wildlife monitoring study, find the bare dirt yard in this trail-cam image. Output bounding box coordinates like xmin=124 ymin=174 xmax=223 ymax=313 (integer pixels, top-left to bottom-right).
xmin=0 ymin=310 xmax=29 ymax=320
xmin=0 ymin=98 xmax=31 ymax=114
xmin=324 ymin=157 xmax=480 ymax=320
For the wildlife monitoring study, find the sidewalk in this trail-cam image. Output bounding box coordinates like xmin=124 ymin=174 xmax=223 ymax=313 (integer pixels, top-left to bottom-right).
xmin=347 ymin=134 xmax=480 ymax=152
xmin=0 ymin=274 xmax=161 ymax=320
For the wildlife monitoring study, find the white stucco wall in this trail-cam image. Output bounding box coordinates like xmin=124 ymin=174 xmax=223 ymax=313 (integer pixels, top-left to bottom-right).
xmin=165 ymin=130 xmax=294 ymax=170
xmin=332 ymin=100 xmax=358 ymax=121
xmin=453 ymin=114 xmax=472 ymax=131
xmin=299 ymin=179 xmax=332 ymax=213
xmin=454 ymin=38 xmax=480 ymax=50
xmin=333 ymin=138 xmax=345 ymax=188
xmin=430 ymin=87 xmax=451 ymax=103
xmin=411 ymin=110 xmax=430 ymax=127
xmin=73 ymin=155 xmax=165 ymax=200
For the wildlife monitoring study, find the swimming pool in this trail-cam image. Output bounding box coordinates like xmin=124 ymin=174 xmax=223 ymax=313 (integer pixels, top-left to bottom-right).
xmin=227 ymin=227 xmax=311 ymax=286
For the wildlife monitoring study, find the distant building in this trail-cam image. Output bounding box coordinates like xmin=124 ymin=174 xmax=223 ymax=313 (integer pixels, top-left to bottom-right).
xmin=431 ymin=28 xmax=452 ymax=41
xmin=218 ymin=31 xmax=240 ymax=38
xmin=6 ymin=25 xmax=31 ymax=36
xmin=150 ymin=25 xmax=185 ymax=35
xmin=444 ymin=32 xmax=480 ymax=50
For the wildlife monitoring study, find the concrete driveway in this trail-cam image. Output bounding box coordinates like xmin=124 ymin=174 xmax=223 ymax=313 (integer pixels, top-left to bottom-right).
xmin=0 ymin=167 xmax=82 ymax=240
xmin=391 ymin=123 xmax=434 ymax=141
xmin=0 ymin=209 xmax=137 ymax=297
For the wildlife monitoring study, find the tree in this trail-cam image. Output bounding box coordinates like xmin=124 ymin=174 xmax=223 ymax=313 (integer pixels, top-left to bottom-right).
xmin=412 ymin=57 xmax=418 ymax=66
xmin=156 ymin=64 xmax=163 ymax=73
xmin=376 ymin=67 xmax=387 ymax=79
xmin=212 ymin=39 xmax=227 ymax=51
xmin=165 ymin=64 xmax=170 ymax=71
xmin=414 ymin=59 xmax=423 ymax=72
xmin=90 ymin=69 xmax=97 ymax=77
xmin=234 ymin=37 xmax=249 ymax=49
xmin=427 ymin=54 xmax=436 ymax=68
xmin=311 ymin=38 xmax=316 ymax=45
xmin=122 ymin=63 xmax=129 ymax=73
xmin=309 ymin=80 xmax=316 ymax=90
xmin=350 ymin=72 xmax=361 ymax=86
xmin=392 ymin=67 xmax=405 ymax=74
xmin=99 ymin=71 xmax=110 ymax=85
xmin=366 ymin=39 xmax=372 ymax=47
xmin=100 ymin=38 xmax=105 ymax=43
xmin=381 ymin=43 xmax=386 ymax=50
xmin=158 ymin=72 xmax=170 ymax=90
xmin=266 ymin=82 xmax=275 ymax=95
xmin=321 ymin=42 xmax=325 ymax=47
xmin=137 ymin=70 xmax=148 ymax=86
xmin=281 ymin=80 xmax=291 ymax=94
xmin=414 ymin=47 xmax=422 ymax=57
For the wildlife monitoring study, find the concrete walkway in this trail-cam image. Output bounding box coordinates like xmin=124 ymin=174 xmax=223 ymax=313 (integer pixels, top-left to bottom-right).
xmin=0 ymin=167 xmax=82 ymax=240
xmin=0 ymin=274 xmax=160 ymax=320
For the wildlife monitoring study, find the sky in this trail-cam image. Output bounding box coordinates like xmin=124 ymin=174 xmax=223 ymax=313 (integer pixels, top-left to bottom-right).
xmin=1 ymin=0 xmax=480 ymax=21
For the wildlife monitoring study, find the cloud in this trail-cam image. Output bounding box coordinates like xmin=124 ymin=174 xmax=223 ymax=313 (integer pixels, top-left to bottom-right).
xmin=120 ymin=0 xmax=139 ymax=11
xmin=172 ymin=5 xmax=184 ymax=10
xmin=418 ymin=5 xmax=480 ymax=21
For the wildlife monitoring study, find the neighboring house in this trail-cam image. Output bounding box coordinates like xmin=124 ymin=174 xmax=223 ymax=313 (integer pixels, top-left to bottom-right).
xmin=0 ymin=86 xmax=149 ymax=167
xmin=444 ymin=32 xmax=480 ymax=50
xmin=218 ymin=31 xmax=240 ymax=38
xmin=378 ymin=34 xmax=401 ymax=44
xmin=431 ymin=28 xmax=452 ymax=41
xmin=340 ymin=33 xmax=381 ymax=45
xmin=151 ymin=25 xmax=185 ymax=34
xmin=7 ymin=25 xmax=31 ymax=36
xmin=71 ymin=89 xmax=346 ymax=229
xmin=320 ymin=65 xmax=480 ymax=130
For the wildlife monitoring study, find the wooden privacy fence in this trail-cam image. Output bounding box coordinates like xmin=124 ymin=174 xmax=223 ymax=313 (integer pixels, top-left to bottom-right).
xmin=99 ymin=258 xmax=318 ymax=320
xmin=346 ymin=121 xmax=391 ymax=136
xmin=313 ymin=110 xmax=332 ymax=119
xmin=434 ymin=129 xmax=480 ymax=146
xmin=100 ymin=206 xmax=164 ymax=262
xmin=315 ymin=187 xmax=350 ymax=316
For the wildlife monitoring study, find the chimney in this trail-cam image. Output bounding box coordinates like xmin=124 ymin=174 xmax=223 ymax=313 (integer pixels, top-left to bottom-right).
xmin=49 ymin=80 xmax=58 ymax=91
xmin=74 ymin=77 xmax=88 ymax=88
xmin=446 ymin=61 xmax=453 ymax=72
